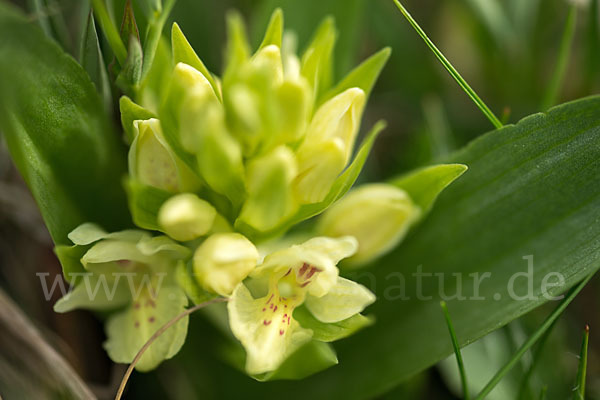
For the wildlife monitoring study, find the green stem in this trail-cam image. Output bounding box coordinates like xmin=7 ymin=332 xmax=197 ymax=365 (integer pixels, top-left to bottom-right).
xmin=392 ymin=0 xmax=503 ymax=129
xmin=91 ymin=0 xmax=127 ymax=66
xmin=474 ymin=274 xmax=594 ymax=400
xmin=572 ymin=325 xmax=589 ymax=400
xmin=140 ymin=0 xmax=177 ymax=82
xmin=441 ymin=301 xmax=469 ymax=400
xmin=516 ymin=318 xmax=558 ymax=400
xmin=541 ymin=4 xmax=577 ymax=110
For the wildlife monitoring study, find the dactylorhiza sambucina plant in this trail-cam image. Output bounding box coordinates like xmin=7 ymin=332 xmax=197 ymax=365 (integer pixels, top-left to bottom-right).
xmin=54 ymin=9 xmax=466 ymax=379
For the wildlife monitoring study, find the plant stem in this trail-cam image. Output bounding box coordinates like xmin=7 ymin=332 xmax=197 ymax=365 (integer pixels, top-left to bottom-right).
xmin=441 ymin=301 xmax=469 ymax=400
xmin=140 ymin=0 xmax=177 ymax=82
xmin=474 ymin=273 xmax=594 ymax=400
xmin=115 ymin=297 xmax=228 ymax=400
xmin=516 ymin=318 xmax=559 ymax=400
xmin=91 ymin=0 xmax=127 ymax=66
xmin=541 ymin=4 xmax=577 ymax=110
xmin=392 ymin=0 xmax=503 ymax=129
xmin=572 ymin=325 xmax=589 ymax=400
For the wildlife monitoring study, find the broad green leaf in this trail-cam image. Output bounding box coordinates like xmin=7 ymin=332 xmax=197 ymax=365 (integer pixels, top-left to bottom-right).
xmin=259 ymin=8 xmax=284 ymax=50
xmin=119 ymin=96 xmax=156 ymax=143
xmin=0 ymin=3 xmax=130 ymax=245
xmin=320 ymin=47 xmax=391 ymax=105
xmin=293 ymin=306 xmax=374 ymax=343
xmin=104 ymin=285 xmax=189 ymax=372
xmin=125 ymin=178 xmax=173 ymax=231
xmin=391 ymin=163 xmax=468 ymax=216
xmin=180 ymin=96 xmax=600 ymax=399
xmin=236 ymin=121 xmax=386 ymax=242
xmin=171 ymin=22 xmax=221 ymax=100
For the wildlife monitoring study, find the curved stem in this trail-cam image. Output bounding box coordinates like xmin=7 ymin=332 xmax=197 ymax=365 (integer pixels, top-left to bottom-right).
xmin=115 ymin=297 xmax=228 ymax=400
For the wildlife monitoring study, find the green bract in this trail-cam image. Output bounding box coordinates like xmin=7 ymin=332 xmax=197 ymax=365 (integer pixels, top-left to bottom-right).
xmin=45 ymin=8 xmax=464 ymax=378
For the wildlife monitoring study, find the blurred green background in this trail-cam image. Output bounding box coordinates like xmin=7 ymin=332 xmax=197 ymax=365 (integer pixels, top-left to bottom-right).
xmin=1 ymin=0 xmax=600 ymax=398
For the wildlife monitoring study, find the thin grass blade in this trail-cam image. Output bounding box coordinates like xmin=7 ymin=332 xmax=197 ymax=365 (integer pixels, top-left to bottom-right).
xmin=392 ymin=0 xmax=503 ymax=129
xmin=541 ymin=4 xmax=577 ymax=110
xmin=441 ymin=301 xmax=469 ymax=400
xmin=572 ymin=325 xmax=589 ymax=400
xmin=474 ymin=274 xmax=594 ymax=400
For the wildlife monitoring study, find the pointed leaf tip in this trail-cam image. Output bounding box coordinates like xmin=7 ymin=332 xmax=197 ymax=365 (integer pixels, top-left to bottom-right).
xmin=171 ymin=22 xmax=220 ymax=100
xmin=259 ymin=8 xmax=284 ymax=50
xmin=322 ymin=46 xmax=392 ymax=105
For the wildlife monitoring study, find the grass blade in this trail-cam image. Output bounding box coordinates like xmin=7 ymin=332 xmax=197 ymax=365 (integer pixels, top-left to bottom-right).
xmin=572 ymin=325 xmax=589 ymax=400
xmin=541 ymin=4 xmax=577 ymax=110
xmin=441 ymin=301 xmax=469 ymax=400
xmin=392 ymin=0 xmax=503 ymax=129
xmin=474 ymin=274 xmax=594 ymax=400
xmin=516 ymin=319 xmax=559 ymax=400
xmin=539 ymin=386 xmax=548 ymax=400
xmin=91 ymin=0 xmax=127 ymax=65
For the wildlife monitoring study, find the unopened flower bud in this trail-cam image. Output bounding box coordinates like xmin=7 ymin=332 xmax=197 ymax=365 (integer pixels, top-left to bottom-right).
xmin=294 ymin=88 xmax=365 ymax=203
xmin=158 ymin=193 xmax=217 ymax=241
xmin=129 ymin=118 xmax=200 ymax=192
xmin=318 ymin=184 xmax=420 ymax=266
xmin=193 ymin=233 xmax=259 ymax=296
xmin=238 ymin=146 xmax=298 ymax=232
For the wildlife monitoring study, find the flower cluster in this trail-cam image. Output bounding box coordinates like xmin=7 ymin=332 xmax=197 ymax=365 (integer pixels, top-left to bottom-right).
xmin=54 ymin=9 xmax=431 ymax=378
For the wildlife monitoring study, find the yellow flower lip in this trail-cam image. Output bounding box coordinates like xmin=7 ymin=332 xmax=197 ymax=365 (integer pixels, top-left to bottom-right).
xmin=228 ymin=236 xmax=374 ymax=375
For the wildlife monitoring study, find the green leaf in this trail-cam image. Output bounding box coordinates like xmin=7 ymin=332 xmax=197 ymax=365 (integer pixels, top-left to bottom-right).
xmin=391 ymin=163 xmax=468 ymax=216
xmin=104 ymin=285 xmax=189 ymax=372
xmin=91 ymin=0 xmax=127 ymax=66
xmin=320 ymin=47 xmax=391 ymax=106
xmin=184 ymin=96 xmax=600 ymax=398
xmin=301 ymin=16 xmax=337 ymax=100
xmin=171 ymin=22 xmax=221 ymax=101
xmin=223 ymin=10 xmax=251 ymax=80
xmin=293 ymin=306 xmax=374 ymax=343
xmin=124 ymin=178 xmax=173 ymax=231
xmin=79 ymin=12 xmax=112 ymax=113
xmin=258 ymin=8 xmax=283 ymax=50
xmin=0 ymin=3 xmax=130 ymax=245
xmin=119 ymin=96 xmax=156 ymax=144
